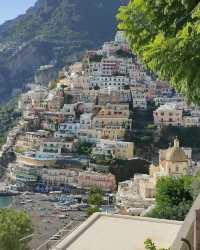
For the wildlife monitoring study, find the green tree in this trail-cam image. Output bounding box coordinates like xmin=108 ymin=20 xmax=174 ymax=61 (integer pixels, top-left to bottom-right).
xmin=77 ymin=142 xmax=93 ymax=156
xmin=88 ymin=188 xmax=103 ymax=206
xmin=87 ymin=188 xmax=104 ymax=217
xmin=147 ymin=176 xmax=193 ymax=221
xmin=86 ymin=206 xmax=100 ymax=217
xmin=117 ymin=1 xmax=200 ymax=103
xmin=0 ymin=209 xmax=33 ymax=250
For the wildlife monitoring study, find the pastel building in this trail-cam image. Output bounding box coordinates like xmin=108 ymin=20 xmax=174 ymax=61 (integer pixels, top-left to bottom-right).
xmin=79 ymin=128 xmax=126 ymax=143
xmin=97 ymin=89 xmax=132 ymax=105
xmin=60 ymin=104 xmax=76 ymax=117
xmin=16 ymin=152 xmax=57 ymax=168
xmin=183 ymin=116 xmax=200 ymax=127
xmin=130 ymin=87 xmax=147 ymax=109
xmin=102 ymin=41 xmax=120 ymax=56
xmin=153 ymin=103 xmax=183 ymax=127
xmin=158 ymin=138 xmax=191 ymax=176
xmin=40 ymin=138 xmax=77 ymax=155
xmin=15 ymin=130 xmax=50 ymax=151
xmin=92 ymin=139 xmax=134 ymax=160
xmin=101 ymin=58 xmax=122 ymax=76
xmin=54 ymin=123 xmax=80 ymax=138
xmin=93 ymin=117 xmax=132 ymax=130
xmin=92 ymin=103 xmax=132 ymax=130
xmin=95 ymin=103 xmax=130 ymax=118
xmin=40 ymin=168 xmax=79 ymax=186
xmin=88 ymin=76 xmax=130 ymax=90
xmin=80 ymin=113 xmax=93 ymax=129
xmin=78 ymin=171 xmax=116 ymax=191
xmin=117 ymin=138 xmax=192 ymax=213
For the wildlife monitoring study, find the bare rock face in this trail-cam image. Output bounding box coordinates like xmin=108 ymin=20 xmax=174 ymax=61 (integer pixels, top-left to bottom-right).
xmin=0 ymin=0 xmax=122 ymax=100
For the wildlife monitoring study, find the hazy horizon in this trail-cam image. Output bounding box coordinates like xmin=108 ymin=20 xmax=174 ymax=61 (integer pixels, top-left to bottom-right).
xmin=0 ymin=0 xmax=37 ymax=25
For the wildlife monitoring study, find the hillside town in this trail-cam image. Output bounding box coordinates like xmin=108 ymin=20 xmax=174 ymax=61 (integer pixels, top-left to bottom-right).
xmin=1 ymin=31 xmax=200 ymax=249
xmin=1 ymin=30 xmax=200 ymax=203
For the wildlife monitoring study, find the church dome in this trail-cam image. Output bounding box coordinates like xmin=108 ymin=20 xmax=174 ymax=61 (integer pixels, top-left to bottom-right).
xmin=165 ymin=138 xmax=188 ymax=162
xmin=166 ymin=147 xmax=188 ymax=162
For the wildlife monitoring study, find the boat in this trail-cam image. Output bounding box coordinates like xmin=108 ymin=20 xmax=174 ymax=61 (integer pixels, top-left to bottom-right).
xmin=0 ymin=185 xmax=20 ymax=197
xmin=0 ymin=191 xmax=19 ymax=197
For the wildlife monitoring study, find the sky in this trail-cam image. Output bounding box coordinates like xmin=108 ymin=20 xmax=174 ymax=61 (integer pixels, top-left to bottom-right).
xmin=0 ymin=0 xmax=37 ymax=25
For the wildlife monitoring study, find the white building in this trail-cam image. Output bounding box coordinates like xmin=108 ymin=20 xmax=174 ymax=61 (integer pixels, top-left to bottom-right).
xmin=60 ymin=104 xmax=76 ymax=116
xmin=88 ymin=76 xmax=130 ymax=90
xmin=131 ymin=88 xmax=147 ymax=109
xmin=183 ymin=116 xmax=200 ymax=127
xmin=102 ymin=42 xmax=120 ymax=56
xmin=115 ymin=31 xmax=127 ymax=43
xmin=54 ymin=123 xmax=80 ymax=138
xmin=92 ymin=139 xmax=134 ymax=160
xmin=80 ymin=113 xmax=93 ymax=129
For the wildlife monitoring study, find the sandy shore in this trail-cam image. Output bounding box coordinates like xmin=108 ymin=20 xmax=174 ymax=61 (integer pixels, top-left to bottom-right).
xmin=11 ymin=193 xmax=85 ymax=250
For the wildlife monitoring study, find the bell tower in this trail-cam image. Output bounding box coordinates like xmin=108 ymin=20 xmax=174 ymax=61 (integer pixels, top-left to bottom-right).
xmin=174 ymin=137 xmax=180 ymax=148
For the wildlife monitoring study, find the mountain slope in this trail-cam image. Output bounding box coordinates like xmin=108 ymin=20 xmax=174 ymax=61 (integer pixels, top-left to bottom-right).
xmin=0 ymin=0 xmax=122 ymax=100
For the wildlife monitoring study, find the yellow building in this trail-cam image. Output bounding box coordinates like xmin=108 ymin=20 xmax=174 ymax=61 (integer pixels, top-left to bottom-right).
xmin=92 ymin=103 xmax=132 ymax=130
xmin=117 ymin=139 xmax=192 ymax=213
xmin=79 ymin=128 xmax=126 ymax=142
xmin=138 ymin=138 xmax=191 ymax=199
xmin=99 ymin=128 xmax=126 ymax=140
xmin=93 ymin=117 xmax=132 ymax=129
xmin=15 ymin=130 xmax=50 ymax=152
xmin=95 ymin=103 xmax=130 ymax=118
xmin=158 ymin=138 xmax=190 ymax=176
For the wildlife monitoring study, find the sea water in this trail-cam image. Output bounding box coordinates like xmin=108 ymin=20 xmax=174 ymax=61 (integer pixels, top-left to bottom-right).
xmin=0 ymin=196 xmax=12 ymax=208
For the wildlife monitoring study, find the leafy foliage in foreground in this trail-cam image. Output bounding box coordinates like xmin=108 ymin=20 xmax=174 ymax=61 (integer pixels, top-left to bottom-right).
xmin=0 ymin=209 xmax=33 ymax=250
xmin=144 ymin=239 xmax=169 ymax=250
xmin=147 ymin=176 xmax=193 ymax=221
xmin=117 ymin=0 xmax=200 ymax=103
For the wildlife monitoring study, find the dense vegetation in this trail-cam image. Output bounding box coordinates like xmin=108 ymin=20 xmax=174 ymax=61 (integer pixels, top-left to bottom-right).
xmin=0 ymin=209 xmax=33 ymax=250
xmin=147 ymin=174 xmax=200 ymax=221
xmin=86 ymin=188 xmax=103 ymax=216
xmin=0 ymin=98 xmax=21 ymax=148
xmin=118 ymin=0 xmax=200 ymax=103
xmin=77 ymin=142 xmax=93 ymax=156
xmin=110 ymin=159 xmax=149 ymax=183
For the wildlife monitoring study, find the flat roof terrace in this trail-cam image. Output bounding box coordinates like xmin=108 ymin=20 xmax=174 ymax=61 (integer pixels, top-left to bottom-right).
xmin=52 ymin=213 xmax=182 ymax=250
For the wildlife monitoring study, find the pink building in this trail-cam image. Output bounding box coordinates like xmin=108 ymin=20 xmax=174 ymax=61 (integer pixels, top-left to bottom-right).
xmin=101 ymin=59 xmax=122 ymax=76
xmin=78 ymin=171 xmax=116 ymax=191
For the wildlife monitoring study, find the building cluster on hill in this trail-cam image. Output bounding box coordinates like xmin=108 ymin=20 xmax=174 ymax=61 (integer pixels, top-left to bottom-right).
xmin=2 ymin=31 xmax=199 ymax=202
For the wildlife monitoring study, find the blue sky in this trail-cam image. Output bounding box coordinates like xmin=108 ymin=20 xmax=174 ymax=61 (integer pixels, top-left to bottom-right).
xmin=0 ymin=0 xmax=37 ymax=24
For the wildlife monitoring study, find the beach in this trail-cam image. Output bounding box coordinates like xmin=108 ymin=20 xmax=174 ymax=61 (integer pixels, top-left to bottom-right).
xmin=11 ymin=193 xmax=85 ymax=250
